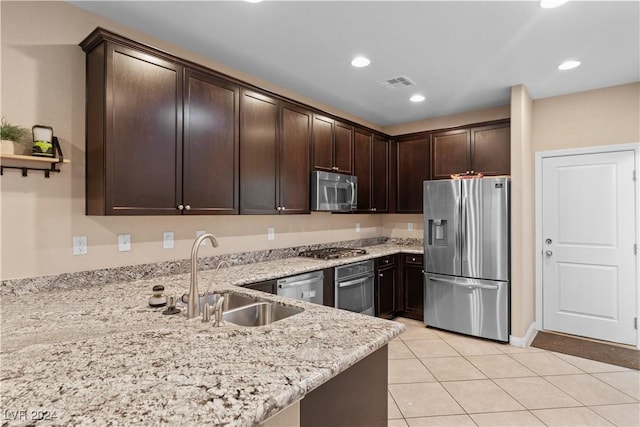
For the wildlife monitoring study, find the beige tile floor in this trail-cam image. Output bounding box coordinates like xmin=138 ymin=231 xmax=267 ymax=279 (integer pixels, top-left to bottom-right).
xmin=388 ymin=318 xmax=640 ymax=427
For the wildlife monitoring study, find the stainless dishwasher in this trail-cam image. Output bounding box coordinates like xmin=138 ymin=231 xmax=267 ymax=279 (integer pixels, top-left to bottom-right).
xmin=277 ymin=270 xmax=324 ymax=305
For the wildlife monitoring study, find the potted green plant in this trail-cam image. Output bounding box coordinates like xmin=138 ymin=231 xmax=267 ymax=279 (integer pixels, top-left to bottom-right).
xmin=1 ymin=117 xmax=29 ymax=155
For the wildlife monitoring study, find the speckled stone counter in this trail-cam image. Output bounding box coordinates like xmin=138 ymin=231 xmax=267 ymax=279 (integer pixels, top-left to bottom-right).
xmin=0 ymin=244 xmax=416 ymax=426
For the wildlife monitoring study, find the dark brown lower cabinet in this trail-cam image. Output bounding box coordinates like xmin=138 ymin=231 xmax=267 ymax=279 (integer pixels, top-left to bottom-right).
xmin=300 ymin=345 xmax=387 ymax=427
xmin=242 ymin=279 xmax=276 ymax=294
xmin=376 ymin=255 xmax=398 ymax=319
xmin=402 ymin=254 xmax=424 ymax=321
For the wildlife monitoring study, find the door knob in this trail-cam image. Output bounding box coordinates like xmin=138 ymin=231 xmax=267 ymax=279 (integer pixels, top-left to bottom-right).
xmin=545 ymin=238 xmax=552 ymax=245
xmin=545 ymin=250 xmax=553 ymax=256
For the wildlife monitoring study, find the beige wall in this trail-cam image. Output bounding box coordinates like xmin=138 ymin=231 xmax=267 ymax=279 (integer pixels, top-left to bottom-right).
xmin=507 ymin=82 xmax=640 ymax=339
xmin=383 ymin=105 xmax=510 ymax=136
xmin=533 ymin=82 xmax=640 ymax=151
xmin=0 ymin=1 xmax=383 ymax=280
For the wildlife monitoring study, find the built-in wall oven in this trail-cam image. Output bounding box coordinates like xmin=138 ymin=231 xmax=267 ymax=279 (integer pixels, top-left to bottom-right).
xmin=334 ymin=260 xmax=375 ymax=316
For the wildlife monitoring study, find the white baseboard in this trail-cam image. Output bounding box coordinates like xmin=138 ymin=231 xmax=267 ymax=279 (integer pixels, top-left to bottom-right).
xmin=509 ymin=322 xmax=537 ymax=348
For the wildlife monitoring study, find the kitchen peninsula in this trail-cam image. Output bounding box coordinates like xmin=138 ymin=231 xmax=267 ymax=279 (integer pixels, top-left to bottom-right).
xmin=1 ymin=244 xmax=412 ymax=426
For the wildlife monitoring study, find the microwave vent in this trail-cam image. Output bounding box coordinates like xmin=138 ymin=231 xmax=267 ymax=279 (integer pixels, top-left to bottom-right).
xmin=377 ymin=75 xmax=416 ymax=90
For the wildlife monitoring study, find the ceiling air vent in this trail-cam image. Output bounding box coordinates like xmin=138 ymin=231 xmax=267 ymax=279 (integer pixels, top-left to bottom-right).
xmin=377 ymin=75 xmax=416 ymax=90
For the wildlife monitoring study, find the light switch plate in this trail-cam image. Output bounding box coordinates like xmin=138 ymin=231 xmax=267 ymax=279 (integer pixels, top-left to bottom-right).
xmin=408 ymin=222 xmax=414 ymax=231
xmin=118 ymin=234 xmax=131 ymax=252
xmin=163 ymin=231 xmax=174 ymax=249
xmin=73 ymin=236 xmax=87 ymax=256
xmin=355 ymin=223 xmax=361 ymax=233
xmin=267 ymin=227 xmax=275 ymax=241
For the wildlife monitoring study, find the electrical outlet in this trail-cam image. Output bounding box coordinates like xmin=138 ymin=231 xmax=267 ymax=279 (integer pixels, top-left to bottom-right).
xmin=196 ymin=230 xmax=206 ymax=245
xmin=72 ymin=236 xmax=87 ymax=256
xmin=163 ymin=231 xmax=174 ymax=249
xmin=408 ymin=222 xmax=414 ymax=231
xmin=355 ymin=223 xmax=361 ymax=233
xmin=118 ymin=234 xmax=131 ymax=252
xmin=267 ymin=227 xmax=275 ymax=241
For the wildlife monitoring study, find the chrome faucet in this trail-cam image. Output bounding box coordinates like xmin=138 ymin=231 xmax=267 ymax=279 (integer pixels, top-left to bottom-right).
xmin=188 ymin=233 xmax=219 ymax=319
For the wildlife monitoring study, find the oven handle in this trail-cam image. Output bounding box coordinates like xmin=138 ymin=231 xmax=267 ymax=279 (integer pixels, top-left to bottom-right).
xmin=338 ymin=273 xmax=374 ymax=288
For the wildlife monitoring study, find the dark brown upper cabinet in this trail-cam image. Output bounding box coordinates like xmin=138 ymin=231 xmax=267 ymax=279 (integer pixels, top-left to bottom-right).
xmin=396 ymin=135 xmax=431 ymax=213
xmin=278 ymin=102 xmax=312 ymax=214
xmin=470 ymin=123 xmax=511 ymax=176
xmin=431 ymin=121 xmax=510 ymax=180
xmin=240 ymin=89 xmax=311 ymax=215
xmin=353 ymin=128 xmax=389 ymax=213
xmin=81 ymin=29 xmax=239 ymax=215
xmin=431 ymin=128 xmax=470 ymax=180
xmin=312 ymin=115 xmax=353 ymax=174
xmin=183 ymin=70 xmax=240 ymax=214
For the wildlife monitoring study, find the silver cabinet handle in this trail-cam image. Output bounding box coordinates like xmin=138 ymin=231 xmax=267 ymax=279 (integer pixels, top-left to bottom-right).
xmin=184 ymin=205 xmax=191 ymax=211
xmin=545 ymin=250 xmax=553 ymax=256
xmin=281 ymin=206 xmax=286 ymax=211
xmin=177 ymin=204 xmax=184 ymax=211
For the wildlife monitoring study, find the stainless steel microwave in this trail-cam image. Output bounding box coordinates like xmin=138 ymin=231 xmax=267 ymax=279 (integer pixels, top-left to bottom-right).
xmin=311 ymin=171 xmax=357 ymax=212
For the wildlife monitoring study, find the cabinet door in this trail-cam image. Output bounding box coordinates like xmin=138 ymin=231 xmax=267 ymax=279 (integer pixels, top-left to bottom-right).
xmin=312 ymin=114 xmax=334 ymax=172
xmin=334 ymin=121 xmax=353 ymax=174
xmin=404 ymin=265 xmax=424 ymax=321
xmin=377 ymin=266 xmax=397 ymax=319
xmin=431 ymin=129 xmax=470 ymax=180
xmin=397 ymin=136 xmax=430 ymax=213
xmin=279 ymin=103 xmax=312 ymax=214
xmin=183 ymin=70 xmax=239 ymax=214
xmin=372 ymin=135 xmax=389 ymax=212
xmin=470 ymin=123 xmax=510 ymax=176
xmin=240 ymin=89 xmax=279 ymax=214
xmin=353 ymin=129 xmax=372 ymax=211
xmin=106 ymin=44 xmax=182 ymax=214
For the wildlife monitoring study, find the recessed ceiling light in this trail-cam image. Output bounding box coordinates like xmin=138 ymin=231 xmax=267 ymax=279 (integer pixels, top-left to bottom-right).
xmin=410 ymin=94 xmax=426 ymax=103
xmin=540 ymin=0 xmax=569 ymax=8
xmin=558 ymin=60 xmax=581 ymax=70
xmin=246 ymin=0 xmax=263 ymax=3
xmin=351 ymin=56 xmax=370 ymax=68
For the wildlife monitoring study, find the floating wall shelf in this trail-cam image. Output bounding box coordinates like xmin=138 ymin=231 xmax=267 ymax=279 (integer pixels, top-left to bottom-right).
xmin=0 ymin=153 xmax=70 ymax=178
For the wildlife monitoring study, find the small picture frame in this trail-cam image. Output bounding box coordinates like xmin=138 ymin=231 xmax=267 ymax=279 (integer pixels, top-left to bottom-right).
xmin=32 ymin=124 xmax=54 ymax=157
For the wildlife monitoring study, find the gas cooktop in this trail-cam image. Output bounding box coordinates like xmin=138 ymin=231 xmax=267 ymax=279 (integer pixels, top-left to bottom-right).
xmin=298 ymin=247 xmax=367 ymax=260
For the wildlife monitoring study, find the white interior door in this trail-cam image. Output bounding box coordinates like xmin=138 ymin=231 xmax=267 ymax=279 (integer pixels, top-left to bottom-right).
xmin=541 ymin=150 xmax=637 ymax=346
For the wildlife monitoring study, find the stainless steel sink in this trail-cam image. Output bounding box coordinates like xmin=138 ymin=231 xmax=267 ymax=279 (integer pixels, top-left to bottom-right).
xmin=223 ymin=301 xmax=304 ymax=327
xmin=179 ymin=292 xmax=258 ymax=315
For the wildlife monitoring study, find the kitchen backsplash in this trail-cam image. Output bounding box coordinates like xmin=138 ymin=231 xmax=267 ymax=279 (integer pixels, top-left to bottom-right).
xmin=1 ymin=237 xmax=423 ymax=296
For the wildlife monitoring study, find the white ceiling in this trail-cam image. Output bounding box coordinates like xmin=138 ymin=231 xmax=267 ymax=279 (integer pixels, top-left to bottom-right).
xmin=70 ymin=1 xmax=639 ymax=127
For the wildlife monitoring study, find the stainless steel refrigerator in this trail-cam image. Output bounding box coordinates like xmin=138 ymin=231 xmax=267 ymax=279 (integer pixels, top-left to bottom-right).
xmin=423 ymin=177 xmax=510 ymax=342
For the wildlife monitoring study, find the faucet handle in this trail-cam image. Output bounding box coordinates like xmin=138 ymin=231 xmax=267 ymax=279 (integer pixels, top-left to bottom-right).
xmin=212 ymin=296 xmax=225 ymax=327
xmin=202 ymin=302 xmax=211 ymax=323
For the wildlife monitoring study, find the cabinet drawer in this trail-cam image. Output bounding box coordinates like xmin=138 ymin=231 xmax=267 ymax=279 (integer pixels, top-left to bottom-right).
xmin=403 ymin=254 xmax=423 ymax=266
xmin=377 ymin=255 xmax=396 ymax=268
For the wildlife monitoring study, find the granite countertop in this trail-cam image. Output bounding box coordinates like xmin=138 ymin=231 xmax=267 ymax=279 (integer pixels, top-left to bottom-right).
xmin=0 ymin=244 xmax=417 ymax=426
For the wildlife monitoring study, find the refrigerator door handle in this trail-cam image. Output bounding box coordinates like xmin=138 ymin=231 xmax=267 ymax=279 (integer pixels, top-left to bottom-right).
xmin=427 ymin=275 xmax=499 ymax=291
xmin=454 ymin=195 xmax=461 ymax=261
